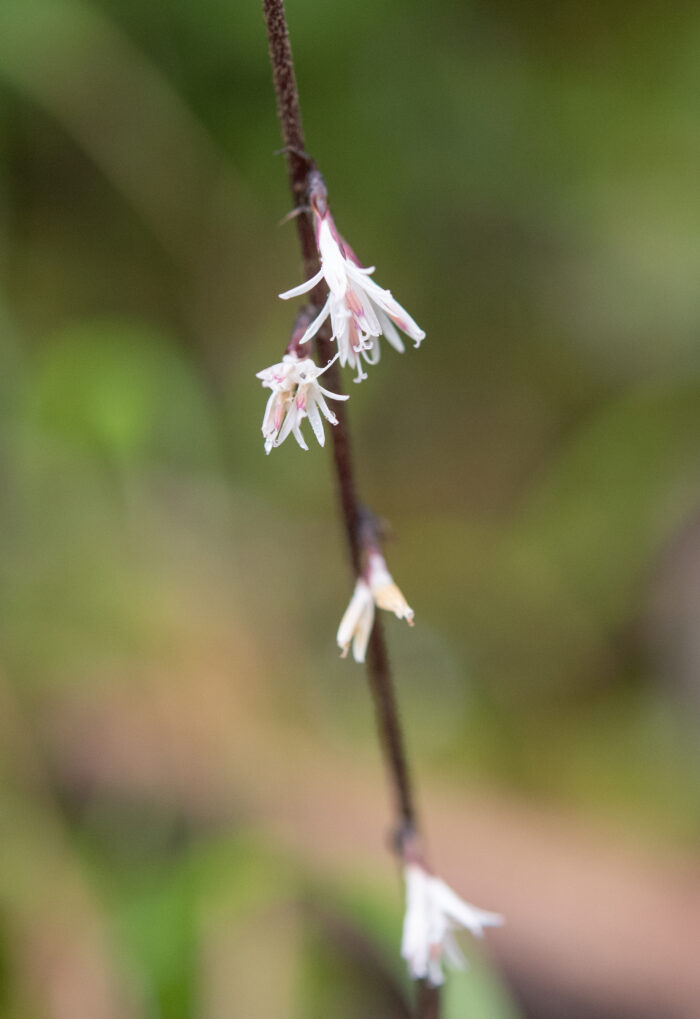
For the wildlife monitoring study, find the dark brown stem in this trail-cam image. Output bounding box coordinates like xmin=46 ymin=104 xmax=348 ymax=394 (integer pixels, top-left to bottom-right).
xmin=262 ymin=0 xmax=418 ymax=832
xmin=366 ymin=610 xmax=416 ymax=832
xmin=416 ymin=982 xmax=442 ymax=1019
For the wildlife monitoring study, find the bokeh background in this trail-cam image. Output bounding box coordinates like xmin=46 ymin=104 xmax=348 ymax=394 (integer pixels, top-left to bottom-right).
xmin=1 ymin=0 xmax=700 ymax=1016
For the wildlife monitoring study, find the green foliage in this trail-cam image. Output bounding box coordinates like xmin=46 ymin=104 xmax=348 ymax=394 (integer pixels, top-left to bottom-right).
xmin=26 ymin=320 xmax=218 ymax=468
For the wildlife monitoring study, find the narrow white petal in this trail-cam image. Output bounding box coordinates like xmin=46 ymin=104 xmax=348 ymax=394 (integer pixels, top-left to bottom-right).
xmin=318 ymin=386 xmax=349 ymax=402
xmin=337 ymin=581 xmax=373 ymax=655
xmin=261 ymin=390 xmax=278 ymax=435
xmin=278 ymin=266 xmax=325 ymax=300
xmin=313 ymin=349 xmax=341 ymax=377
xmin=352 ymin=601 xmax=375 ymax=663
xmin=433 ymin=880 xmax=504 ymax=937
xmin=292 ymin=423 xmax=309 ymax=451
xmin=356 ymin=275 xmax=425 ymax=343
xmin=332 ymin=311 xmax=358 ymax=369
xmin=276 ymin=404 xmax=297 ymax=445
xmin=298 ymin=298 xmax=331 ymax=344
xmin=306 ymin=398 xmax=325 ymax=446
xmin=315 ymin=391 xmax=339 ymax=424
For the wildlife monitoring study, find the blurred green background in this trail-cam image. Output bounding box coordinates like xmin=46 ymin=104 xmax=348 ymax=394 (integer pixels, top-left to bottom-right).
xmin=1 ymin=0 xmax=700 ymax=1016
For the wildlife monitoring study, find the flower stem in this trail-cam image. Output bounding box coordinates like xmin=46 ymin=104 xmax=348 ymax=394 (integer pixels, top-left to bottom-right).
xmin=262 ymin=2 xmax=437 ymax=1013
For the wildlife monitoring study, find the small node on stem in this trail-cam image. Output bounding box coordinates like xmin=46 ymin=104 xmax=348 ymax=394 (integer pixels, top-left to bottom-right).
xmin=273 ymin=143 xmax=315 ymax=165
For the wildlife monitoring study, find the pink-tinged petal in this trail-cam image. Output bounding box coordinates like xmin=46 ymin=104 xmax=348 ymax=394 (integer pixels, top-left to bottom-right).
xmin=377 ymin=310 xmax=406 ymax=353
xmin=273 ymin=404 xmax=284 ymax=431
xmin=354 ymin=272 xmax=425 ymax=344
xmin=355 ymin=283 xmax=385 ymax=337
xmin=334 ymin=315 xmax=359 ymax=369
xmin=390 ymin=309 xmax=425 ymax=346
xmin=321 ymin=209 xmax=346 ymax=250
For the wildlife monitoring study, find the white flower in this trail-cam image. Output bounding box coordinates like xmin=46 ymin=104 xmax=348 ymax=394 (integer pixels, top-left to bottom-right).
xmin=336 ymin=578 xmax=375 ymax=663
xmin=337 ymin=553 xmax=414 ymax=663
xmin=401 ymin=864 xmax=504 ymax=987
xmin=279 ymin=208 xmax=425 ymax=383
xmin=256 ymin=352 xmax=347 ymax=454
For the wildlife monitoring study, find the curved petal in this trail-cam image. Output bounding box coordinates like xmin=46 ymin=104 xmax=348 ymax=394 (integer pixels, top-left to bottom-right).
xmin=298 ymin=298 xmax=331 ymax=344
xmin=278 ymin=266 xmax=325 ymax=300
xmin=306 ymin=397 xmax=325 ymax=446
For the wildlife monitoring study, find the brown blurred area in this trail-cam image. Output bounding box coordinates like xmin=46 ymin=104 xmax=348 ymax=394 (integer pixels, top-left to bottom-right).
xmin=1 ymin=0 xmax=700 ymax=1016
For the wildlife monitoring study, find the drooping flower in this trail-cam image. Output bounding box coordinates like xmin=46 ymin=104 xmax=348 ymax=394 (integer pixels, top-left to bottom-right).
xmin=279 ymin=201 xmax=425 ymax=382
xmin=401 ymin=864 xmax=504 ymax=987
xmin=337 ymin=551 xmax=414 ymax=663
xmin=256 ymin=352 xmax=347 ymax=454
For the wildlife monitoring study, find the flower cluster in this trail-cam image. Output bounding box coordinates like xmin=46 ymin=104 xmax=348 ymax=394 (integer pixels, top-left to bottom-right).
xmin=337 ymin=550 xmax=414 ymax=663
xmin=401 ymin=864 xmax=504 ymax=986
xmin=257 ymin=183 xmax=425 ymax=453
xmin=280 ymin=199 xmax=425 ymax=383
xmin=256 ymin=352 xmax=347 ymax=454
